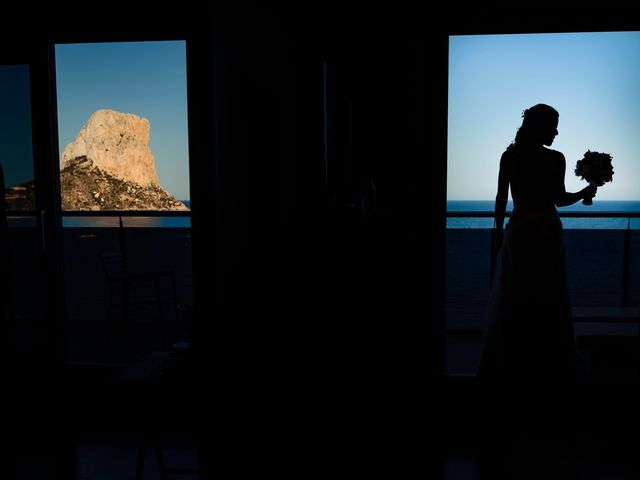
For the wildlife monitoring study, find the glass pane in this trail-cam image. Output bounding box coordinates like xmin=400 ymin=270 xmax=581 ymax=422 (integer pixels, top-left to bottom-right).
xmin=55 ymin=41 xmax=190 ymax=215
xmin=54 ymin=42 xmax=192 ymax=364
xmin=1 ymin=65 xmax=35 ymax=212
xmin=0 ymin=65 xmax=41 ymax=325
xmin=446 ymin=32 xmax=640 ymax=376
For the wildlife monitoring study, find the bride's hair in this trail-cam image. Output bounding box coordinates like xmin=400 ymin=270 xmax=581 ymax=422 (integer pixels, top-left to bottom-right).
xmin=508 ymin=104 xmax=559 ymax=149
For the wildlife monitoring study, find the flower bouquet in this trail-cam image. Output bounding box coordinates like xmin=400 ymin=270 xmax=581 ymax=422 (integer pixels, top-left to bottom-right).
xmin=574 ymin=151 xmax=614 ymax=205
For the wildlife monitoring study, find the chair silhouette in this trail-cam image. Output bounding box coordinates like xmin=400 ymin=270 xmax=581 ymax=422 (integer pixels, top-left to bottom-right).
xmin=100 ymin=252 xmax=177 ymax=349
xmin=136 ymin=441 xmax=199 ymax=479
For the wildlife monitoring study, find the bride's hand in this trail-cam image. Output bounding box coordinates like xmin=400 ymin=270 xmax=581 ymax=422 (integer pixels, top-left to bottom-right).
xmin=582 ymin=185 xmax=597 ymax=200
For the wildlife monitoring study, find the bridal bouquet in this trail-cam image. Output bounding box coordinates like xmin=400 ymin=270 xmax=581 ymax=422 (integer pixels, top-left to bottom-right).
xmin=575 ymin=151 xmax=614 ymax=205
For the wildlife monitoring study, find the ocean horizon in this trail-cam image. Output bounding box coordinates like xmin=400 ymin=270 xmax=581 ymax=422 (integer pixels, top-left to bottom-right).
xmin=61 ymin=199 xmax=192 ymax=228
xmin=8 ymin=200 xmax=640 ymax=229
xmin=8 ymin=200 xmax=192 ymax=228
xmin=448 ymin=200 xmax=640 ymax=229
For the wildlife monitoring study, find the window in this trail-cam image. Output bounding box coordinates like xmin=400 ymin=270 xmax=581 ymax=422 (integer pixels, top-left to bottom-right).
xmin=446 ymin=31 xmax=640 ymax=375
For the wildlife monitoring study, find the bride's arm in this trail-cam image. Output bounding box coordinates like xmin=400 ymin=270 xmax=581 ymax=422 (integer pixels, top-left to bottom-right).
xmin=553 ymin=153 xmax=594 ymax=207
xmin=495 ymin=152 xmax=509 ymax=230
xmin=495 ymin=152 xmax=509 ymax=233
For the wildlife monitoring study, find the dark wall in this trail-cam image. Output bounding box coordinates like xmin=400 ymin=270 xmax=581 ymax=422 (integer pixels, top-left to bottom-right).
xmin=206 ymin=12 xmax=441 ymax=364
xmin=187 ymin=5 xmax=445 ymax=473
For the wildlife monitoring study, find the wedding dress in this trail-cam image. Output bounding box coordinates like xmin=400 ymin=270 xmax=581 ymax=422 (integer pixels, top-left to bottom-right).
xmin=478 ymin=147 xmax=576 ymax=383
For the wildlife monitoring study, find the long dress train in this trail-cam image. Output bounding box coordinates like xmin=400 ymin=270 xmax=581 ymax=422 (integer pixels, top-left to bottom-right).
xmin=478 ymin=208 xmax=576 ymax=383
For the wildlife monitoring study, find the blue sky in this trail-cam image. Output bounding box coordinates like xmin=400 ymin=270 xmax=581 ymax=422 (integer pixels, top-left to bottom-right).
xmin=448 ymin=32 xmax=640 ymax=201
xmin=56 ymin=41 xmax=190 ymax=200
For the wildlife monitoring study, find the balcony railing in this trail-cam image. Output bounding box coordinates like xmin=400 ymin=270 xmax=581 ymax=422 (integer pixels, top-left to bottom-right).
xmin=7 ymin=209 xmax=191 ymax=228
xmin=6 ymin=210 xmax=193 ymax=329
xmin=450 ymin=210 xmax=639 ymax=304
xmin=7 ymin=210 xmax=192 ymax=217
xmin=446 ymin=211 xmax=640 ymax=331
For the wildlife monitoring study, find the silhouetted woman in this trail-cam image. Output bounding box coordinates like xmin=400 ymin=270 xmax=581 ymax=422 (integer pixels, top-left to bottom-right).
xmin=478 ymin=104 xmax=596 ymax=385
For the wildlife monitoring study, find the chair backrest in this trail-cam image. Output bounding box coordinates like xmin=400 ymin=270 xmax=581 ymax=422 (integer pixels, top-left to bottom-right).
xmin=100 ymin=252 xmax=127 ymax=280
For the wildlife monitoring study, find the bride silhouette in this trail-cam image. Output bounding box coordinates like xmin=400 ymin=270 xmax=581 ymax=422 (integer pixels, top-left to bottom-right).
xmin=478 ymin=104 xmax=597 ymax=385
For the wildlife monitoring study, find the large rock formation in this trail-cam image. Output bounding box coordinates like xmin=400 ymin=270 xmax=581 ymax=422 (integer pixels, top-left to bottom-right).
xmin=61 ymin=109 xmax=159 ymax=187
xmin=5 ymin=109 xmax=188 ymax=211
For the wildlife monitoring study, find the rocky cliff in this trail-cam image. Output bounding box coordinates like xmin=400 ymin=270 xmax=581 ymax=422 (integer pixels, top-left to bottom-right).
xmin=61 ymin=109 xmax=160 ymax=187
xmin=60 ymin=156 xmax=187 ymax=211
xmin=5 ymin=157 xmax=187 ymax=211
xmin=5 ymin=109 xmax=188 ymax=211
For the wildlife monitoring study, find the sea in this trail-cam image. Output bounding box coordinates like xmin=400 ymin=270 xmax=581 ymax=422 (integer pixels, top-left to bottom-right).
xmin=446 ymin=199 xmax=640 ymax=335
xmin=9 ymin=200 xmax=640 ymax=229
xmin=448 ymin=200 xmax=640 ymax=229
